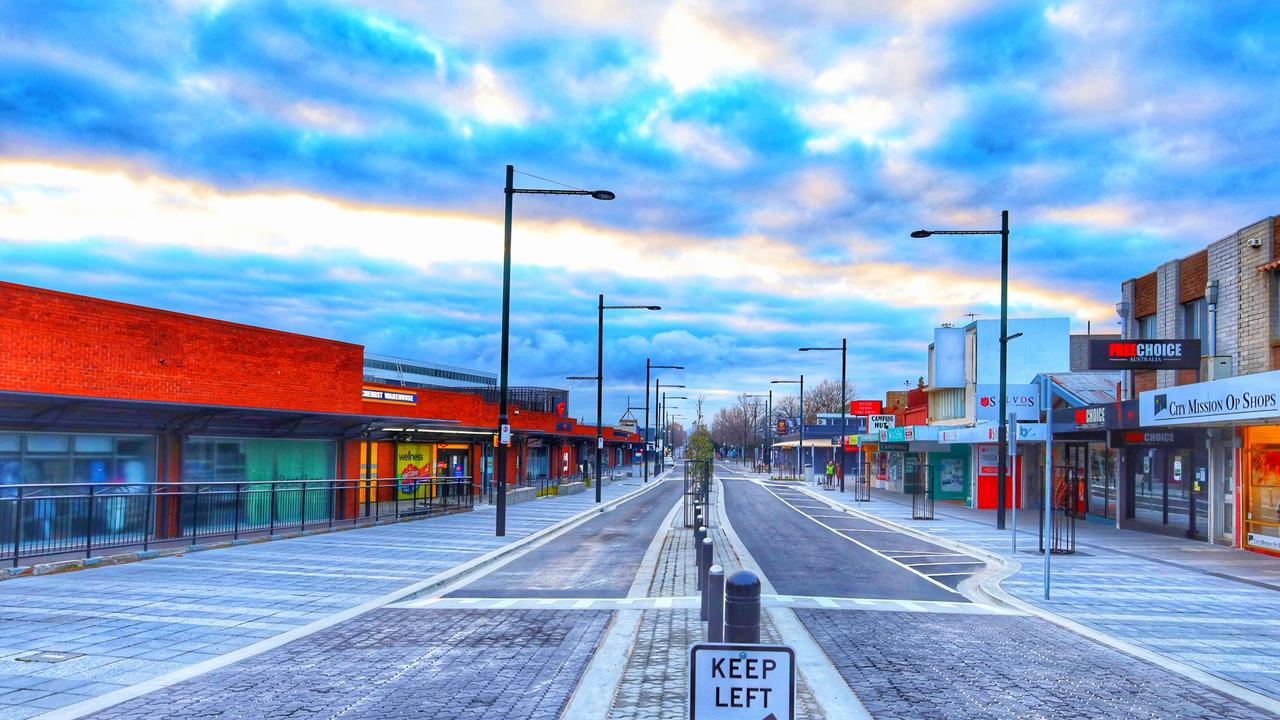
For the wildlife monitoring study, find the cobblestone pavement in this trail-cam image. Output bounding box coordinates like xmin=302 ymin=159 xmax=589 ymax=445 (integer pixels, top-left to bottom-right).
xmin=87 ymin=609 xmax=610 ymax=720
xmin=808 ymin=484 xmax=1280 ymax=700
xmin=0 ymin=476 xmax=651 ymax=719
xmin=607 ymin=492 xmax=824 ymax=719
xmin=798 ymin=608 xmax=1276 ymax=720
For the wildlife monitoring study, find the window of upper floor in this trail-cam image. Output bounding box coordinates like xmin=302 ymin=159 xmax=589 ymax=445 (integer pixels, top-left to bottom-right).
xmin=1182 ymin=297 xmax=1207 ymax=340
xmin=1137 ymin=314 xmax=1158 ymax=339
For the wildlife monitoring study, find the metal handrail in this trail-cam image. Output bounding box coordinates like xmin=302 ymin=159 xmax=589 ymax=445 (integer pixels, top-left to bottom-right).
xmin=2 ymin=476 xmax=475 ymax=568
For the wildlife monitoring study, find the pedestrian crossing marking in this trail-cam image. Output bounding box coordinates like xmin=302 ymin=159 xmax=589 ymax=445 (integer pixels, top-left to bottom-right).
xmin=387 ymin=594 xmax=1020 ymax=615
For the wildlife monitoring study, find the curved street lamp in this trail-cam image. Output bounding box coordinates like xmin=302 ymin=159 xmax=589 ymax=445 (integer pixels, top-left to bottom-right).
xmin=496 ymin=164 xmax=614 ymax=536
xmin=800 ymin=339 xmax=848 ymax=492
xmin=594 ymin=297 xmax=661 ymax=501
xmin=644 ymin=361 xmax=683 ymax=483
xmin=772 ymin=376 xmax=804 ymax=480
xmin=910 ymin=210 xmax=1012 ymax=529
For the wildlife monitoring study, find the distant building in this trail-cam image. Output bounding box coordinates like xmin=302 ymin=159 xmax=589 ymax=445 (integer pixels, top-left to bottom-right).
xmin=363 ymin=353 xmax=496 ymax=389
xmin=926 ymin=318 xmax=1071 ymax=426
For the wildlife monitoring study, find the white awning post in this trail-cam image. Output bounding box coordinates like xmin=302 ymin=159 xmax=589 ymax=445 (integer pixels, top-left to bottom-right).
xmin=1043 ymin=379 xmax=1052 ymax=600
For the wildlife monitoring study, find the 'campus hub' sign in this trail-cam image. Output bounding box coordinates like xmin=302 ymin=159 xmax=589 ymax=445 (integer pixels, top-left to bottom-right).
xmin=1089 ymin=339 xmax=1201 ymax=370
xmin=1140 ymin=370 xmax=1280 ymax=426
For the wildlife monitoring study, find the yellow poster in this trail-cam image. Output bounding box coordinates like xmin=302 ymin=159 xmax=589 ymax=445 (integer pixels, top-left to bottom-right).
xmin=395 ymin=443 xmax=435 ymax=499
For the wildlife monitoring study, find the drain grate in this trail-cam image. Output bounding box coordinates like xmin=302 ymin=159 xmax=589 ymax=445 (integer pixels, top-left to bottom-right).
xmin=16 ymin=651 xmax=83 ymax=664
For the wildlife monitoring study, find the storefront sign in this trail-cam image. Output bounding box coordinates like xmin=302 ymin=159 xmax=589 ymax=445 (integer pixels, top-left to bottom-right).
xmin=974 ymin=384 xmax=1040 ymax=422
xmin=689 ymin=643 xmax=795 ymax=720
xmin=868 ymin=415 xmax=896 ymax=432
xmin=879 ymin=442 xmax=910 ymax=452
xmin=1247 ymin=533 xmax=1280 ymax=552
xmin=849 ymin=400 xmax=883 ymax=416
xmin=978 ymin=444 xmax=999 ymax=474
xmin=1140 ymin=370 xmax=1280 ymax=426
xmin=939 ymin=424 xmax=1046 ymax=444
xmin=1089 ymin=339 xmax=1201 ymax=370
xmin=362 ymin=387 xmax=418 ymax=405
xmin=1110 ymin=429 xmax=1198 ymax=447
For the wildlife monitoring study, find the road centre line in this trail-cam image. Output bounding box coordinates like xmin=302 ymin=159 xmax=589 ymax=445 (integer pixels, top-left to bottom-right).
xmin=752 ymin=480 xmax=961 ymax=596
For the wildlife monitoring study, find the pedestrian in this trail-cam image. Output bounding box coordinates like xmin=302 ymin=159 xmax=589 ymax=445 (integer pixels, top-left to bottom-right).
xmin=824 ymin=460 xmax=835 ymax=489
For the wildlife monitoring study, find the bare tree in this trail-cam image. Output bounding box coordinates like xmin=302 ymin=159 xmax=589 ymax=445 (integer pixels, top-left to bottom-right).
xmin=666 ymin=421 xmax=688 ymax=448
xmin=694 ymin=396 xmax=707 ymax=430
xmin=771 ymin=378 xmax=855 ymax=425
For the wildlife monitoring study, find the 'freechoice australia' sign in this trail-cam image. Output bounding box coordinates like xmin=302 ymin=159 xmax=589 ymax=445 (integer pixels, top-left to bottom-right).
xmin=1089 ymin=339 xmax=1201 ymax=370
xmin=1140 ymin=370 xmax=1280 ymax=427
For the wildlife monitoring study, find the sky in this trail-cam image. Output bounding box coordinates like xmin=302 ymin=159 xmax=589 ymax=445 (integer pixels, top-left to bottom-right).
xmin=2 ymin=0 xmax=1278 ymax=426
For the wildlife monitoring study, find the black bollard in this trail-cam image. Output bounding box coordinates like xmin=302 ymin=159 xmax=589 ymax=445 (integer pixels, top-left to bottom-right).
xmin=701 ymin=535 xmax=711 ymax=597
xmin=724 ymin=570 xmax=761 ymax=643
xmin=706 ymin=565 xmax=725 ymax=642
xmin=694 ymin=523 xmax=706 ymax=557
xmin=695 ymin=527 xmax=708 ymax=588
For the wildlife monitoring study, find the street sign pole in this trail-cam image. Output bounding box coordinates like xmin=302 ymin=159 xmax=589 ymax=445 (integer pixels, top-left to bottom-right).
xmin=1009 ymin=411 xmax=1018 ymax=554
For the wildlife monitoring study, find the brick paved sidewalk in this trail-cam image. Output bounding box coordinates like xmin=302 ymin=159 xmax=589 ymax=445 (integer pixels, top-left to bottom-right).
xmin=607 ymin=489 xmax=824 ymax=720
xmin=0 ymin=475 xmax=654 ymax=720
xmin=808 ymin=484 xmax=1280 ymax=702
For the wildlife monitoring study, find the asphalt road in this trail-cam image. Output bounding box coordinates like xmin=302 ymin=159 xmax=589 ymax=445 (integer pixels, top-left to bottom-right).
xmin=722 ymin=477 xmax=978 ymax=601
xmin=449 ymin=478 xmax=685 ymax=598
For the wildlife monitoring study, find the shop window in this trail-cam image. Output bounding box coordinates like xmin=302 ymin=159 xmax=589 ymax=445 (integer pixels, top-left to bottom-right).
xmin=1182 ymin=298 xmax=1206 ymax=340
xmin=1137 ymin=314 xmax=1158 ymax=339
xmin=1244 ymin=427 xmax=1280 ymax=552
xmin=0 ymin=432 xmax=154 ymax=487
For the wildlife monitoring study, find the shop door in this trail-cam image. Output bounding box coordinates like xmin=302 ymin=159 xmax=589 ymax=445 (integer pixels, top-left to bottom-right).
xmin=1085 ymin=445 xmax=1115 ymax=521
xmin=1171 ymin=448 xmax=1208 ymax=540
xmin=1064 ymin=444 xmax=1088 ymax=517
xmin=1133 ymin=448 xmax=1164 ymax=526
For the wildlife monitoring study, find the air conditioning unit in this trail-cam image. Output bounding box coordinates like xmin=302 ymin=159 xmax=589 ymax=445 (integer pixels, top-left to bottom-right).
xmin=1247 ymin=236 xmax=1264 ymax=248
xmin=1202 ymin=355 xmax=1233 ymax=380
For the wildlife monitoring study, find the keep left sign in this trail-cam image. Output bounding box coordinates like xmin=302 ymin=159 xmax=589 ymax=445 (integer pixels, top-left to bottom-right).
xmin=689 ymin=643 xmax=795 ymax=720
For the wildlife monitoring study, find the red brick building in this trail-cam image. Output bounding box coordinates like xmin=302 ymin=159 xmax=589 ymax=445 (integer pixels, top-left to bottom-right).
xmin=0 ymin=281 xmax=642 ymax=520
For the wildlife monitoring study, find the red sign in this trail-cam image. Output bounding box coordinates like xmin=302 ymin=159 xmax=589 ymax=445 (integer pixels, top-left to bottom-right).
xmin=849 ymin=400 xmax=883 ymax=416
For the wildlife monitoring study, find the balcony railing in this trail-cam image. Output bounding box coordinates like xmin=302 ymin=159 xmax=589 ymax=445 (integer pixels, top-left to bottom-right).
xmin=1 ymin=477 xmax=474 ymax=568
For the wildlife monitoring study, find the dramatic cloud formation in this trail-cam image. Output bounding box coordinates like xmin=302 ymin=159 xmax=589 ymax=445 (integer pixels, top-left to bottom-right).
xmin=1 ymin=0 xmax=1278 ymax=422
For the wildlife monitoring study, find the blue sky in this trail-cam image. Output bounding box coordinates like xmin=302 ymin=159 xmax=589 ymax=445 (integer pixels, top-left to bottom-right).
xmin=1 ymin=0 xmax=1278 ymax=424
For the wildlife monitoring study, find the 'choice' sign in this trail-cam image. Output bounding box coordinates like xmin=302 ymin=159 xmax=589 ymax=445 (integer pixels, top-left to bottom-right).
xmin=1089 ymin=339 xmax=1200 ymax=370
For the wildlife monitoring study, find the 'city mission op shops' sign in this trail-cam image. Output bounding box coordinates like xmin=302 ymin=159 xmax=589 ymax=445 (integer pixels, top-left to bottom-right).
xmin=1140 ymin=370 xmax=1280 ymax=426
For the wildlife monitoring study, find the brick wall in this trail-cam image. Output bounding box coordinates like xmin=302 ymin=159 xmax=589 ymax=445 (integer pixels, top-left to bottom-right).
xmin=1179 ymin=250 xmax=1208 ymax=303
xmin=1134 ymin=371 xmax=1157 ymax=393
xmin=1134 ymin=273 xmax=1157 ymax=318
xmin=1236 ymin=218 xmax=1274 ymax=375
xmin=1156 ymin=260 xmax=1180 ymax=388
xmin=1208 ymin=231 xmax=1240 ymax=363
xmin=0 ymin=282 xmax=364 ymax=413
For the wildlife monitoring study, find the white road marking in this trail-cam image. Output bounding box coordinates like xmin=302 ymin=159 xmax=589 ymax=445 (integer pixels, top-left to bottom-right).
xmin=752 ymin=481 xmax=962 ymax=596
xmin=903 ymin=561 xmax=986 ymax=567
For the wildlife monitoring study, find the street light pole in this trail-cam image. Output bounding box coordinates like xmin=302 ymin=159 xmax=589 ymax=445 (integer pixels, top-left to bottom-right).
xmin=644 ymin=360 xmax=683 ymax=484
xmin=800 ymin=339 xmax=848 ymax=492
xmin=771 ymin=376 xmax=804 ymax=480
xmin=910 ymin=210 xmax=1012 ymax=529
xmin=496 ymin=164 xmax=614 ymax=536
xmin=594 ymin=297 xmax=660 ymax=502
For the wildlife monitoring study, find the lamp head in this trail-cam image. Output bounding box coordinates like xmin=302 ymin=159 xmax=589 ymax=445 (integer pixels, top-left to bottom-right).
xmin=591 ymin=190 xmax=616 ymax=201
xmin=910 ymin=230 xmax=932 ymax=239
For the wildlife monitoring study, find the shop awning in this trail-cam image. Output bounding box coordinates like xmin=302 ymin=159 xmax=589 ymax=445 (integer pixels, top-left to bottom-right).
xmin=938 ymin=423 xmax=1046 ymax=444
xmin=0 ymin=390 xmax=461 ymax=441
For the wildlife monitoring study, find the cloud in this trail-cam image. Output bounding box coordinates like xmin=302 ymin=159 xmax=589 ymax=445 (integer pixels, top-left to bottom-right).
xmin=3 ymin=0 xmax=1280 ymax=420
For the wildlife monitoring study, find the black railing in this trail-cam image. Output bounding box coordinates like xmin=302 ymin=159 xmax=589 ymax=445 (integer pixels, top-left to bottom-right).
xmin=906 ymin=464 xmax=934 ymax=520
xmin=684 ymin=459 xmax=712 ymax=528
xmin=1040 ymin=466 xmax=1078 ymax=554
xmin=3 ymin=477 xmax=474 ymax=568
